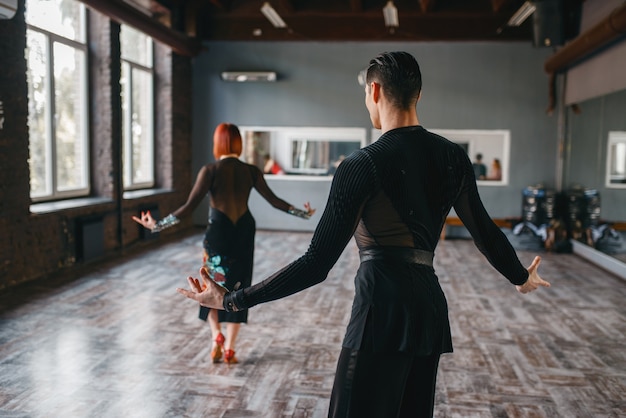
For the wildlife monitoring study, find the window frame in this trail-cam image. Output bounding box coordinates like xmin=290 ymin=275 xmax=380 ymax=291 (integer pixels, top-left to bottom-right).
xmin=120 ymin=25 xmax=155 ymax=191
xmin=26 ymin=3 xmax=90 ymax=202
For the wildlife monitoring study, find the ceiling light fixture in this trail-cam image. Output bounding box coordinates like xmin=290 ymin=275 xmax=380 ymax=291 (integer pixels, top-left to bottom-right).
xmin=383 ymin=1 xmax=399 ymax=28
xmin=261 ymin=2 xmax=287 ymax=28
xmin=507 ymin=1 xmax=536 ymax=27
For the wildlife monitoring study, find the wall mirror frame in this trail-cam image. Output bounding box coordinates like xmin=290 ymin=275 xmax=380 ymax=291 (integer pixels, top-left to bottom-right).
xmin=239 ymin=126 xmax=367 ymax=177
xmin=605 ymin=131 xmax=626 ymax=188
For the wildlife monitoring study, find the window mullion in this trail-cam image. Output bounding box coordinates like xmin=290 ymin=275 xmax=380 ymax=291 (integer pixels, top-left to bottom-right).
xmin=47 ymin=35 xmax=57 ymax=197
xmin=28 ymin=24 xmax=87 ymax=52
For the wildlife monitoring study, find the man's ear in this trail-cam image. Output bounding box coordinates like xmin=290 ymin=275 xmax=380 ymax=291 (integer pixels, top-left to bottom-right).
xmin=370 ymin=82 xmax=381 ymax=103
xmin=417 ymin=91 xmax=422 ymax=102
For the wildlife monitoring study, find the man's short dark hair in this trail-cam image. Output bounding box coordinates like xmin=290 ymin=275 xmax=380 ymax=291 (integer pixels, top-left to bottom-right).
xmin=366 ymin=51 xmax=422 ymax=110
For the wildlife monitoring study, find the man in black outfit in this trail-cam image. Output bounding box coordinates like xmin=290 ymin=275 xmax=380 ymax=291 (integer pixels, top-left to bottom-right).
xmin=178 ymin=51 xmax=551 ymax=417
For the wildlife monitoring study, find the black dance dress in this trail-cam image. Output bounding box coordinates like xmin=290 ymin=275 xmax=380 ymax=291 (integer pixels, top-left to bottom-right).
xmin=197 ymin=157 xmax=294 ymax=324
xmin=198 ymin=208 xmax=255 ymax=323
xmin=230 ymin=126 xmax=529 ymax=353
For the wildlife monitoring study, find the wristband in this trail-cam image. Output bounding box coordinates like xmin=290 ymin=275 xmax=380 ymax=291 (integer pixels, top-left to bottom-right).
xmin=152 ymin=214 xmax=180 ymax=233
xmin=223 ymin=288 xmax=246 ymax=312
xmin=288 ymin=207 xmax=311 ymax=219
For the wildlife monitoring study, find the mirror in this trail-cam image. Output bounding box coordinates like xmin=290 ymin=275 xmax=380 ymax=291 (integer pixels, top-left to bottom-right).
xmin=0 ymin=0 xmax=17 ymax=19
xmin=606 ymin=131 xmax=626 ymax=188
xmin=291 ymin=139 xmax=361 ymax=175
xmin=240 ymin=126 xmax=366 ymax=176
xmin=565 ymin=89 xmax=626 ymax=265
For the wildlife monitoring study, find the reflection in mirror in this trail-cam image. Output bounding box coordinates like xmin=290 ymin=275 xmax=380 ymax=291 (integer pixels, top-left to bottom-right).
xmin=292 ymin=140 xmax=327 ymax=173
xmin=606 ymin=131 xmax=626 ymax=187
xmin=291 ymin=140 xmax=361 ymax=175
xmin=0 ymin=0 xmax=17 ymax=19
xmin=430 ymin=129 xmax=510 ymax=185
xmin=566 ymin=89 xmax=626 ymax=268
xmin=240 ymin=127 xmax=366 ymax=176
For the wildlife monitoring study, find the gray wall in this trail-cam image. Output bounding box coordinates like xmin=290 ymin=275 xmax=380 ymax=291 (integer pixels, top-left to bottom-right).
xmin=191 ymin=41 xmax=557 ymax=226
xmin=565 ymin=88 xmax=626 ymax=221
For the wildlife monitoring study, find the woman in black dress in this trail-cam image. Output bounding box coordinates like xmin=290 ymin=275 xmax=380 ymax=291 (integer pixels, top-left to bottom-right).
xmin=177 ymin=53 xmax=551 ymax=416
xmin=134 ymin=123 xmax=314 ymax=364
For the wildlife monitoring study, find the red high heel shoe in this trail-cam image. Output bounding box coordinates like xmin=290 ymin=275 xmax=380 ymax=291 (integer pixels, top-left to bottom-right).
xmin=224 ymin=349 xmax=238 ymax=364
xmin=211 ymin=332 xmax=225 ymax=363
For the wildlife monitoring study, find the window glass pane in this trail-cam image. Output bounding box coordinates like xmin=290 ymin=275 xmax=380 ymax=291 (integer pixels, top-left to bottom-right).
xmin=121 ymin=63 xmax=131 ymax=188
xmin=130 ymin=68 xmax=154 ymax=185
xmin=26 ymin=0 xmax=84 ymax=42
xmin=121 ymin=25 xmax=152 ymax=67
xmin=54 ymin=42 xmax=87 ymax=191
xmin=121 ymin=23 xmax=154 ymax=189
xmin=26 ymin=29 xmax=50 ymax=197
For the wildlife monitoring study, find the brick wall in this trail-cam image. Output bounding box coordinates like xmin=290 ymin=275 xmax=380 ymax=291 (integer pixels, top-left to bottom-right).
xmin=0 ymin=0 xmax=31 ymax=288
xmin=0 ymin=0 xmax=193 ymax=291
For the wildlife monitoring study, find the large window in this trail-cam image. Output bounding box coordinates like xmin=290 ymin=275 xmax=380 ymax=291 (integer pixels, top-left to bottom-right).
xmin=121 ymin=24 xmax=154 ymax=190
xmin=26 ymin=0 xmax=88 ymax=201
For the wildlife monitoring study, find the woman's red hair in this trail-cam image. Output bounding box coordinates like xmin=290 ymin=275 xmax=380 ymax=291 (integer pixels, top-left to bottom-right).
xmin=213 ymin=123 xmax=242 ymax=159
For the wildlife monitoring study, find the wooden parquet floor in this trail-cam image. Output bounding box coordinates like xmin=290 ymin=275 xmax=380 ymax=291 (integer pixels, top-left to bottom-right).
xmin=1 ymin=228 xmax=625 ymax=418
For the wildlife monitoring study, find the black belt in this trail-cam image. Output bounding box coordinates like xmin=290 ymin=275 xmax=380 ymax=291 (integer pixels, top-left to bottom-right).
xmin=359 ymin=247 xmax=434 ymax=267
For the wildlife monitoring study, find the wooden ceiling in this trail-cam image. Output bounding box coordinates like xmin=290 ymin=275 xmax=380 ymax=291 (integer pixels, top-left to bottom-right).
xmin=88 ymin=0 xmax=586 ymax=56
xmin=152 ymin=0 xmax=541 ymax=43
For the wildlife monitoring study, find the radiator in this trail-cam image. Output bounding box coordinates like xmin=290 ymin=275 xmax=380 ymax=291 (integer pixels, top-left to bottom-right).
xmin=76 ymin=216 xmax=104 ymax=262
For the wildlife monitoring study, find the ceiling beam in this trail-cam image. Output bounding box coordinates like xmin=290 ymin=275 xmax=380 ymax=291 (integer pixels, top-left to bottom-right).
xmin=277 ymin=0 xmax=294 ymax=14
xmin=79 ymin=0 xmax=202 ymax=56
xmin=207 ymin=0 xmax=227 ymax=11
xmin=544 ymin=2 xmax=626 ymax=73
xmin=349 ymin=0 xmax=363 ymax=13
xmin=183 ymin=0 xmax=204 ymax=38
xmin=490 ymin=0 xmax=509 ymax=13
xmin=203 ymin=12 xmax=528 ymax=42
xmin=418 ymin=0 xmax=436 ymax=14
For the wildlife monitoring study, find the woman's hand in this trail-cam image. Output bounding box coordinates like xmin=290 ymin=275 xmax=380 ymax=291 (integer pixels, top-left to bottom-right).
xmin=516 ymin=256 xmax=551 ymax=294
xmin=177 ymin=267 xmax=227 ymax=309
xmin=303 ymin=201 xmax=316 ymax=217
xmin=132 ymin=210 xmax=157 ymax=230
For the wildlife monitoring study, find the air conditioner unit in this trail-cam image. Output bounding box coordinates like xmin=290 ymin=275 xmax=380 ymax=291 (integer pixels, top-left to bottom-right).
xmin=221 ymin=71 xmax=277 ymax=82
